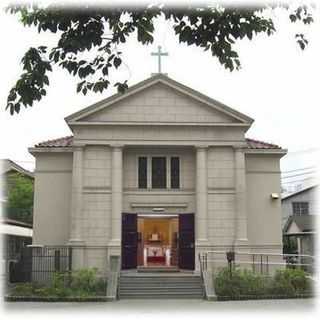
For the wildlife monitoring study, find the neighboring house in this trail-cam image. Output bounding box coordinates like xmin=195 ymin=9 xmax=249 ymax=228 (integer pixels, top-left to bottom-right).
xmin=29 ymin=74 xmax=286 ymax=274
xmin=1 ymin=218 xmax=33 ymax=283
xmin=282 ymin=184 xmax=318 ymax=258
xmin=0 ymin=159 xmax=34 ymax=224
xmin=1 ymin=159 xmax=34 ymax=196
xmin=283 ymin=215 xmax=315 ymax=256
xmin=1 ymin=160 xmax=34 ymax=282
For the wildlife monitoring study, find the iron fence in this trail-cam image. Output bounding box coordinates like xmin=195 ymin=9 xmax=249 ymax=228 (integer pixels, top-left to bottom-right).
xmin=6 ymin=245 xmax=109 ymax=285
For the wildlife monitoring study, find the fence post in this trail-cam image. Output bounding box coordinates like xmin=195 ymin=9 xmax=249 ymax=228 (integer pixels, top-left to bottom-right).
xmin=54 ymin=250 xmax=61 ymax=272
xmin=68 ymin=247 xmax=73 ymax=287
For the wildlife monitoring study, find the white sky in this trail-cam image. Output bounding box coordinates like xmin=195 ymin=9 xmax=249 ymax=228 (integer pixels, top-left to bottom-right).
xmin=0 ymin=1 xmax=319 ymax=185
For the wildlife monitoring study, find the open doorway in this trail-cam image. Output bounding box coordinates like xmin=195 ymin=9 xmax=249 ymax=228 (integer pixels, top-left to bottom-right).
xmin=137 ymin=216 xmax=178 ymax=267
xmin=121 ymin=213 xmax=195 ymax=270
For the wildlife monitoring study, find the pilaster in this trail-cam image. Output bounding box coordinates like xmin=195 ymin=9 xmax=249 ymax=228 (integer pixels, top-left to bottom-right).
xmin=195 ymin=145 xmax=209 ymax=245
xmin=234 ymin=146 xmax=248 ymax=246
xmin=108 ymin=144 xmax=123 ymax=251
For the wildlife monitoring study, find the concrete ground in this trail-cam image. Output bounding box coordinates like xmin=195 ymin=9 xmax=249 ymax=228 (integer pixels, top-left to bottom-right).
xmin=2 ymin=298 xmax=317 ymax=314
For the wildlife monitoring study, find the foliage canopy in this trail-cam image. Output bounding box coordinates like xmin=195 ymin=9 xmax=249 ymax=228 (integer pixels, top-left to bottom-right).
xmin=5 ymin=3 xmax=314 ymax=115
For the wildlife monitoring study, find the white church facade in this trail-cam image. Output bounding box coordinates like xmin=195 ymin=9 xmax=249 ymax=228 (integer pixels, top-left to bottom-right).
xmin=29 ymin=74 xmax=286 ymax=272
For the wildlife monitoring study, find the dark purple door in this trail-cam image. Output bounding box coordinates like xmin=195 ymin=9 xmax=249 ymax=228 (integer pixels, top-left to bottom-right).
xmin=179 ymin=214 xmax=195 ymax=270
xmin=121 ymin=213 xmax=138 ymax=269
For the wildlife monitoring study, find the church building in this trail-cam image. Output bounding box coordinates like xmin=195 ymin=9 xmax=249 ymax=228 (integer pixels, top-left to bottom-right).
xmin=29 ymin=74 xmax=286 ymax=273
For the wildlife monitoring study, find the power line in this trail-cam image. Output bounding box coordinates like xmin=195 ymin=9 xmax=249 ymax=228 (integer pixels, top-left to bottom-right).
xmin=281 ymin=166 xmax=316 ymax=174
xmin=281 ymin=171 xmax=316 ymax=180
xmin=281 ymin=177 xmax=314 ymax=184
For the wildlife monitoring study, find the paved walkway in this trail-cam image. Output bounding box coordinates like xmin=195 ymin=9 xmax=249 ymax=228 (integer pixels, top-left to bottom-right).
xmin=3 ymin=298 xmax=316 ymax=314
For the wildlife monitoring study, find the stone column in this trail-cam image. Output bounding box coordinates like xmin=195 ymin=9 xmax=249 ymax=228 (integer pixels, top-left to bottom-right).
xmin=234 ymin=147 xmax=248 ymax=245
xmin=69 ymin=146 xmax=85 ymax=269
xmin=108 ymin=145 xmax=123 ymax=251
xmin=195 ymin=145 xmax=209 ymax=244
xmin=69 ymin=146 xmax=84 ymax=242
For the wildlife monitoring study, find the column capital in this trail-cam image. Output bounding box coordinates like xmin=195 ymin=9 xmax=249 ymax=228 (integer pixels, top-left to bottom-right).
xmin=195 ymin=144 xmax=209 ymax=150
xmin=232 ymin=144 xmax=247 ymax=151
xmin=72 ymin=145 xmax=85 ymax=151
xmin=110 ymin=143 xmax=125 ymax=150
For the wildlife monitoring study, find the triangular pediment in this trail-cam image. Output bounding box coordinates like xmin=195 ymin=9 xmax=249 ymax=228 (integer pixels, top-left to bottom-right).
xmin=66 ymin=75 xmax=253 ymax=125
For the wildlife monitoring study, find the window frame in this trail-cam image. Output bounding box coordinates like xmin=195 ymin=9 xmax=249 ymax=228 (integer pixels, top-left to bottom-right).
xmin=136 ymin=155 xmax=181 ymax=190
xmin=137 ymin=156 xmax=148 ymax=189
xmin=292 ymin=201 xmax=309 ymax=215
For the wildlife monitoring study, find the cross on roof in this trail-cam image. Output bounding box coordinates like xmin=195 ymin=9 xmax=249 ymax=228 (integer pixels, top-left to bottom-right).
xmin=151 ymin=45 xmax=168 ymax=74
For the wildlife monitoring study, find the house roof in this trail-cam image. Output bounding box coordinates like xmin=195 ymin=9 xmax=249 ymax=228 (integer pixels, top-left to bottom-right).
xmin=282 ymin=184 xmax=318 ymax=201
xmin=0 ymin=218 xmax=33 ymax=237
xmin=0 ymin=159 xmax=34 ymax=178
xmin=65 ymin=74 xmax=254 ymax=124
xmin=1 ymin=218 xmax=33 ymax=229
xmin=34 ymin=135 xmax=282 ymax=150
xmin=283 ymin=215 xmax=316 ymax=234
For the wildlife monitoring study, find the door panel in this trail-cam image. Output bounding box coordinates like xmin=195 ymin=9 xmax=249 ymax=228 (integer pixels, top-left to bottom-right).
xmin=179 ymin=214 xmax=195 ymax=270
xmin=121 ymin=213 xmax=138 ymax=269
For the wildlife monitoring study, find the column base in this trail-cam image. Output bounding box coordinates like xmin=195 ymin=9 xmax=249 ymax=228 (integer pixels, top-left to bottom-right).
xmin=107 ymin=239 xmax=121 ymax=263
xmin=68 ymin=239 xmax=85 ymax=246
xmin=234 ymin=238 xmax=249 ymax=248
xmin=195 ymin=239 xmax=211 ymax=271
xmin=196 ymin=239 xmax=210 ymax=247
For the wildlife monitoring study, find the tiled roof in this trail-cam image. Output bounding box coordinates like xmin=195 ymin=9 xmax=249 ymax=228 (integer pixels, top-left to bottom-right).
xmin=35 ymin=136 xmax=73 ymax=148
xmin=245 ymin=138 xmax=281 ymax=149
xmin=34 ymin=136 xmax=281 ymax=149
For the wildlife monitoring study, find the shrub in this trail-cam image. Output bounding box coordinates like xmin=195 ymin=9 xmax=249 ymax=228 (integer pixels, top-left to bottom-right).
xmin=273 ymin=269 xmax=313 ymax=294
xmin=70 ymin=268 xmax=99 ymax=293
xmin=214 ymin=268 xmax=268 ymax=297
xmin=11 ymin=283 xmax=34 ymax=296
xmin=213 ymin=267 xmax=313 ymax=298
xmin=9 ymin=268 xmax=107 ymax=298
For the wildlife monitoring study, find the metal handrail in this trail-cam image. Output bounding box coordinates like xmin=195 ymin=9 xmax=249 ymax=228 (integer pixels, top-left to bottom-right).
xmin=204 ymin=250 xmax=315 ymax=259
xmin=198 ymin=250 xmax=315 ymax=275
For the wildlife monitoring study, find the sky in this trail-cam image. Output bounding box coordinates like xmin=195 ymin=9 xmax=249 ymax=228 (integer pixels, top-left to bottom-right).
xmin=0 ymin=1 xmax=319 ymax=190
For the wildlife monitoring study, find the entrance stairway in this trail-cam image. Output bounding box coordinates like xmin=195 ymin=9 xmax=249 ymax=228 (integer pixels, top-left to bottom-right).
xmin=119 ymin=272 xmax=204 ymax=299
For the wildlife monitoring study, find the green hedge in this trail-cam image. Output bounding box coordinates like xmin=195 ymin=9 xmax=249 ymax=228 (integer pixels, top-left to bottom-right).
xmin=10 ymin=268 xmax=107 ymax=298
xmin=214 ymin=267 xmax=313 ymax=298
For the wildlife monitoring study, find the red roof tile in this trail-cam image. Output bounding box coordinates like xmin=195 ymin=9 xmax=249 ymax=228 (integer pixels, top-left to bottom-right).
xmin=34 ymin=136 xmax=281 ymax=149
xmin=245 ymin=138 xmax=281 ymax=149
xmin=35 ymin=136 xmax=73 ymax=148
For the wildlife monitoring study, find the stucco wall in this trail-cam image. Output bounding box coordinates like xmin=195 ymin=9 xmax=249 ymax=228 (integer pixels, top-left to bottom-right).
xmin=32 ymin=153 xmax=72 ymax=245
xmin=246 ymin=154 xmax=283 ymax=249
xmin=207 ymin=147 xmax=236 ymax=246
xmin=82 ymin=146 xmax=112 ymax=246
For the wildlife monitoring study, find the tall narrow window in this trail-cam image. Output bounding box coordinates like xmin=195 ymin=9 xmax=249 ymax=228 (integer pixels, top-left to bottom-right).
xmin=152 ymin=157 xmax=167 ymax=188
xmin=171 ymin=157 xmax=180 ymax=189
xmin=138 ymin=157 xmax=147 ymax=188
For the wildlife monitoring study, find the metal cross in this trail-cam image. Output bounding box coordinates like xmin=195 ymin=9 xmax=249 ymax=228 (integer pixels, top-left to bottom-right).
xmin=151 ymin=45 xmax=168 ymax=74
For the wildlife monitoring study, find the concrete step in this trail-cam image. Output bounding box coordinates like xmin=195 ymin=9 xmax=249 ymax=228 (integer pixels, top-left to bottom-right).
xmin=119 ymin=273 xmax=203 ymax=299
xmin=120 ymin=276 xmax=201 ymax=280
xmin=137 ymin=267 xmax=180 ymax=273
xmin=120 ymin=286 xmax=203 ymax=291
xmin=120 ymin=279 xmax=201 ymax=283
xmin=119 ymin=283 xmax=202 ymax=289
xmin=120 ymin=292 xmax=204 ymax=299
